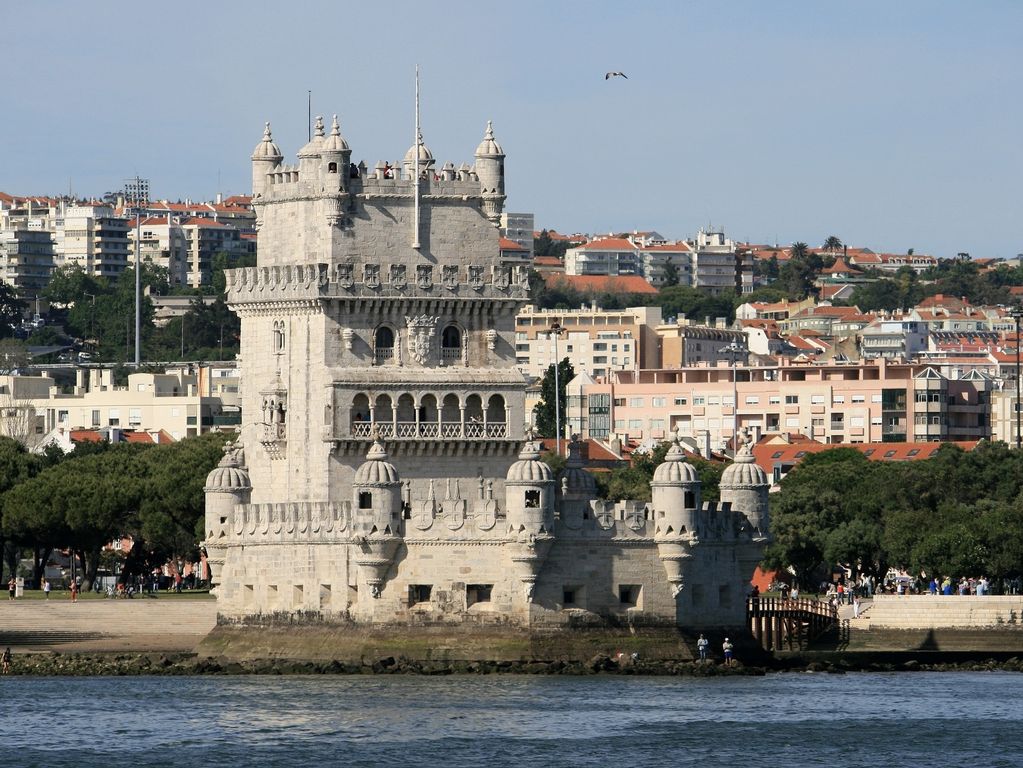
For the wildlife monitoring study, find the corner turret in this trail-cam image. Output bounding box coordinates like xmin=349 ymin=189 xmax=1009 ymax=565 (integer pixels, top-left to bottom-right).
xmin=251 ymin=122 xmax=283 ymax=197
xmin=718 ymin=430 xmax=770 ymax=539
xmin=352 ymin=437 xmax=404 ymax=597
xmin=202 ymin=441 xmax=252 ymax=587
xmin=474 ymin=120 xmax=505 ymax=224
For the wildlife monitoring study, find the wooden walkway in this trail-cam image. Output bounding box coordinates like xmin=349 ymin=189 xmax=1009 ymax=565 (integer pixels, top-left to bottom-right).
xmin=747 ymin=597 xmax=839 ymax=651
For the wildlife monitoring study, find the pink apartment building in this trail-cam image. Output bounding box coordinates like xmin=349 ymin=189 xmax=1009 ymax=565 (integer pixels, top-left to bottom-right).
xmin=567 ymin=357 xmax=992 ymax=452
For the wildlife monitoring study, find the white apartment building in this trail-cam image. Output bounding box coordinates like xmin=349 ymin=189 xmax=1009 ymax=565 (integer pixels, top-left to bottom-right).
xmin=690 ymin=229 xmax=753 ymax=295
xmin=56 ymin=204 xmax=130 ymax=277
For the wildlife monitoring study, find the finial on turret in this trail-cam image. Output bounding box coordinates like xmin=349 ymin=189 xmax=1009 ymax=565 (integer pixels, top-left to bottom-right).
xmin=331 ymin=114 xmax=340 ymax=135
xmin=314 ymin=115 xmax=325 ymax=137
xmin=263 ymin=121 xmax=272 ymax=139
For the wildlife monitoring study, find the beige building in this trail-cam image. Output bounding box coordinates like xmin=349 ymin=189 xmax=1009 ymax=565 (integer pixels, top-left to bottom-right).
xmin=202 ymin=114 xmax=768 ymax=633
xmin=515 ymin=304 xmax=661 ymax=380
xmin=0 ymin=365 xmax=239 ymax=448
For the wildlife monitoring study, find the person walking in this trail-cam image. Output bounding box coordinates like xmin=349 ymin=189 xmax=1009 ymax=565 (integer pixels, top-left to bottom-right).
xmin=853 ymin=595 xmax=861 ymax=619
xmin=722 ymin=637 xmax=734 ymax=666
xmin=70 ymin=579 xmax=78 ymax=603
xmin=43 ymin=579 xmax=51 ymax=599
xmin=1 ymin=647 xmax=11 ymax=675
xmin=697 ymin=634 xmax=709 ymax=662
xmin=7 ymin=577 xmax=15 ymax=601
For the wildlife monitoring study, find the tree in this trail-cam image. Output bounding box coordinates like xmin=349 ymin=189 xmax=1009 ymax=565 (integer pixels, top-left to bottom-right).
xmin=823 ymin=235 xmax=843 ymax=253
xmin=657 ymin=285 xmax=736 ymax=324
xmin=210 ymin=250 xmax=256 ymax=295
xmin=533 ymin=358 xmax=574 ymax=440
xmin=777 ymin=242 xmax=823 ymax=299
xmin=661 ymin=259 xmax=681 ymax=287
xmin=0 ymin=437 xmax=44 ymax=584
xmin=0 ymin=283 xmax=25 ymax=339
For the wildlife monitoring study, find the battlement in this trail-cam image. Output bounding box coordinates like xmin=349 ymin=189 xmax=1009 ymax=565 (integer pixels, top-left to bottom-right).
xmin=228 ymin=501 xmax=350 ymax=541
xmin=225 ymin=262 xmax=530 ymax=304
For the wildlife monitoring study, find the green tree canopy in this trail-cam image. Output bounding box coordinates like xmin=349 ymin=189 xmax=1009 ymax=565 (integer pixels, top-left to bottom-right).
xmin=533 ymin=358 xmax=574 ymax=440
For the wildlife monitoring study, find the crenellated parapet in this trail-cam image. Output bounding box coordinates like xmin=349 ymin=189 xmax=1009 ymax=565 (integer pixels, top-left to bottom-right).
xmin=225 ymin=500 xmax=352 ymax=542
xmin=225 ymin=262 xmax=530 ymax=307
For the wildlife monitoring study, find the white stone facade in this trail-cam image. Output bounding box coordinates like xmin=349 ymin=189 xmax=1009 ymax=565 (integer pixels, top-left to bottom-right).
xmin=204 ymin=114 xmax=769 ymax=631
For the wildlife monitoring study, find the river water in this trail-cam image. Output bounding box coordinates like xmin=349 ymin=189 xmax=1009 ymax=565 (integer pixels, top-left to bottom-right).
xmin=1 ymin=672 xmax=1019 ymax=767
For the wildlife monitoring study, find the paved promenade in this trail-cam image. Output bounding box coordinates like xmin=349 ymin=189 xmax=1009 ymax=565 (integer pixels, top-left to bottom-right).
xmin=0 ymin=596 xmax=218 ymax=653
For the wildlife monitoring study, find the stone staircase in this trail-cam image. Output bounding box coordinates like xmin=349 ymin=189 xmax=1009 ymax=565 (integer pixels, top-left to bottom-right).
xmin=0 ymin=598 xmax=218 ymax=652
xmin=861 ymin=595 xmax=1023 ymax=629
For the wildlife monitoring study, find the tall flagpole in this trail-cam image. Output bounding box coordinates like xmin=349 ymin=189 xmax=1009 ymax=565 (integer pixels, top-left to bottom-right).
xmin=412 ymin=65 xmax=421 ymax=249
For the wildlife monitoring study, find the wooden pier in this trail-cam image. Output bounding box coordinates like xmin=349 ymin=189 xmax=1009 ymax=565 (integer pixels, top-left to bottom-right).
xmin=747 ymin=597 xmax=838 ymax=651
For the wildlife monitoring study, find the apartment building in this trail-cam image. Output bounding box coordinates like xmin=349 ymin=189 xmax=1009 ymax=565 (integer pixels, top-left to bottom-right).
xmin=567 ymin=358 xmax=993 ymax=450
xmin=56 ymin=204 xmax=130 ymax=277
xmin=515 ymin=304 xmax=661 ymax=380
xmin=0 ymin=228 xmax=55 ymax=293
xmin=564 ymin=237 xmax=640 ymax=277
xmin=690 ymin=229 xmax=753 ymax=295
xmin=499 ymin=212 xmax=534 ymax=259
xmin=0 ymin=364 xmax=240 ymax=448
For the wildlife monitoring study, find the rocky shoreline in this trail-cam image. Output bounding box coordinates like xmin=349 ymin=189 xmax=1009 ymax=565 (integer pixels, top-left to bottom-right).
xmin=4 ymin=651 xmax=1023 ymax=677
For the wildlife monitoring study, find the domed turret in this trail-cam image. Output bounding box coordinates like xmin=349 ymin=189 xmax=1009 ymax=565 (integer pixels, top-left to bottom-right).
xmin=351 ymin=438 xmax=404 ymax=598
xmin=403 ymin=131 xmax=435 ymax=178
xmin=474 ymin=121 xmax=505 ymax=224
xmin=651 ymin=436 xmax=700 ymax=536
xmin=322 ymin=114 xmax=350 ymax=152
xmin=354 ymin=439 xmax=400 ymax=485
xmin=251 ymin=122 xmax=283 ymax=197
xmin=559 ymin=437 xmax=596 ymax=497
xmin=297 ymin=115 xmax=326 ymax=157
xmin=203 ymin=442 xmax=252 ymax=586
xmin=718 ymin=433 xmax=770 ymax=537
xmin=505 ymin=435 xmax=555 ymax=535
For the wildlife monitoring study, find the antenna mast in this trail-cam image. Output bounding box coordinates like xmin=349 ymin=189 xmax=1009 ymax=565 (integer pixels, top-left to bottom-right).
xmin=412 ymin=66 xmax=421 ymax=249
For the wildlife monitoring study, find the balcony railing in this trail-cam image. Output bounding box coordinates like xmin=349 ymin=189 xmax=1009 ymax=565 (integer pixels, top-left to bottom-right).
xmin=349 ymin=420 xmax=508 ymax=440
xmin=441 ymin=347 xmax=462 ymax=364
xmin=374 ymin=347 xmax=395 ymax=365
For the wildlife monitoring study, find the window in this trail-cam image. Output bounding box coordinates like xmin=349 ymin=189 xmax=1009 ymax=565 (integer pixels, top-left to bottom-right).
xmin=708 ymin=396 xmax=720 ymax=405
xmin=358 ymin=491 xmax=373 ymax=509
xmin=628 ymin=419 xmax=642 ymax=430
xmin=629 ymin=397 xmax=645 ymax=407
xmin=745 ymin=396 xmax=759 ymax=405
xmin=833 ymin=395 xmax=845 ymax=404
xmin=129 ymin=408 xmax=142 ymax=426
xmin=693 ymin=396 xmax=705 ymax=406
xmin=650 ymin=419 xmax=665 ymax=430
xmin=652 ymin=397 xmax=666 ymax=407
xmin=851 ymin=416 xmax=865 ymax=427
xmin=785 ymin=417 xmax=799 ymax=427
xmin=871 ymin=394 xmax=883 ymax=403
xmin=91 ymin=409 xmax=100 ymax=427
xmin=593 ymin=356 xmax=607 ymax=364
xmin=785 ymin=395 xmax=798 ymax=404
xmin=614 ymin=398 xmax=625 ymax=407
xmin=108 ymin=409 xmax=119 ymax=427
xmin=812 ymin=418 xmax=824 ymax=427
xmin=769 ymin=396 xmax=781 ymax=405
xmin=409 ymin=585 xmax=432 ymax=606
xmin=524 ymin=490 xmax=541 ymax=508
xmin=811 ymin=395 xmax=825 ymax=405
xmin=467 ymin=584 xmax=492 ymax=606
xmin=618 ymin=584 xmax=641 ymax=607
xmin=593 ymin=343 xmax=607 ymax=351
xmin=562 ymin=587 xmax=580 ymax=606
xmin=852 ymin=395 xmax=865 ymax=403
xmin=674 ymin=397 xmax=687 ymax=406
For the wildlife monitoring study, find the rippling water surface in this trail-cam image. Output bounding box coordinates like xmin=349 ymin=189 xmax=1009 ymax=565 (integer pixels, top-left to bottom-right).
xmin=2 ymin=672 xmax=1020 ymax=767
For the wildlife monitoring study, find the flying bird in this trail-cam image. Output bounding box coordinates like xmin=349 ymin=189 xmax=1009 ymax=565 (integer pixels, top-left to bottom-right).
xmin=605 ymin=71 xmax=628 ymax=80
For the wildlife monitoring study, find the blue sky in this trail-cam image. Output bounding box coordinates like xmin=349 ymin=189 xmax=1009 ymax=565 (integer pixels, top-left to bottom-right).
xmin=6 ymin=1 xmax=1022 ymax=257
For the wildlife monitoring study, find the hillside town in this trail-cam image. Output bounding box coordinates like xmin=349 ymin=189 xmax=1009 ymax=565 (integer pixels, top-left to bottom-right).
xmin=3 ymin=187 xmax=1022 ymax=469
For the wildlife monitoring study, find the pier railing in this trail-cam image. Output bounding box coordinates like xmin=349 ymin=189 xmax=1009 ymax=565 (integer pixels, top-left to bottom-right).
xmin=747 ymin=597 xmax=838 ymax=651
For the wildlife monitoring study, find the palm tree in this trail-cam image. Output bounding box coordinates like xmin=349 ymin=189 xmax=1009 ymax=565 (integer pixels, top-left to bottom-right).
xmin=823 ymin=235 xmax=843 ymax=253
xmin=790 ymin=242 xmax=809 ymax=260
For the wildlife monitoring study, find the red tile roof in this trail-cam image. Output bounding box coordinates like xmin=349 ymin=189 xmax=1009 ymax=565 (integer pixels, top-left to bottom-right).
xmin=499 ymin=237 xmax=527 ymax=251
xmin=547 ymin=274 xmax=658 ymax=295
xmin=752 ymin=439 xmax=980 ymax=471
xmin=572 ymin=237 xmax=636 ymax=251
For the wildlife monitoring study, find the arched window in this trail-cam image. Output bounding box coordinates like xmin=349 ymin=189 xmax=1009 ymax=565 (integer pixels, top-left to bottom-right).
xmin=272 ymin=320 xmax=286 ymax=353
xmin=375 ymin=326 xmax=395 ymax=365
xmin=441 ymin=325 xmax=461 ymax=363
xmin=328 ymin=162 xmax=338 ymax=173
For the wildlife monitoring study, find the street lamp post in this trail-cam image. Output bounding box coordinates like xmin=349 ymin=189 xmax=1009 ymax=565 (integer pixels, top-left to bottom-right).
xmin=1012 ymin=308 xmax=1023 ymax=449
xmin=722 ymin=341 xmax=746 ymax=453
xmin=550 ymin=321 xmax=564 ymax=456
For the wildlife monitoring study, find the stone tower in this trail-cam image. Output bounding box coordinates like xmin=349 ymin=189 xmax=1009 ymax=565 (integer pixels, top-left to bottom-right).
xmin=205 ymin=106 xmax=771 ymax=636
